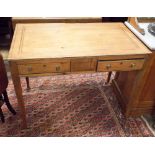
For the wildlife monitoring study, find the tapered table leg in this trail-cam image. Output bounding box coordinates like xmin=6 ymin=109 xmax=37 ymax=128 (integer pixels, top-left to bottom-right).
xmin=106 ymin=72 xmax=112 ymax=84
xmin=25 ymin=77 xmax=30 ymax=91
xmin=10 ymin=61 xmax=27 ymax=128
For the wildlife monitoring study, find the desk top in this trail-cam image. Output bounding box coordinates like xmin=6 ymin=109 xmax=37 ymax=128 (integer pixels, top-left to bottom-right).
xmin=9 ymin=23 xmax=151 ymax=60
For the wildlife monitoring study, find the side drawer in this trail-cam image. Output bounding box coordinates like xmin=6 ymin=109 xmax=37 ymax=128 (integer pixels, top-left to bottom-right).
xmin=18 ymin=61 xmax=70 ymax=75
xmin=71 ymin=58 xmax=97 ymax=72
xmin=97 ymin=59 xmax=145 ymax=72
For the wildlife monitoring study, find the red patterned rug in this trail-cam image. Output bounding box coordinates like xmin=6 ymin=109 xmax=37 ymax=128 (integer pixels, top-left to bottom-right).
xmin=0 ymin=73 xmax=154 ymax=136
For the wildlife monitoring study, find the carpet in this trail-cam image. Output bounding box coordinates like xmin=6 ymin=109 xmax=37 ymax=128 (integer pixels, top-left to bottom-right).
xmin=0 ymin=73 xmax=154 ymax=136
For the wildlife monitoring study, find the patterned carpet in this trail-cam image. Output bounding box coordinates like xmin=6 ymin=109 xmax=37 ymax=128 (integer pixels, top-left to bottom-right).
xmin=0 ymin=73 xmax=154 ymax=136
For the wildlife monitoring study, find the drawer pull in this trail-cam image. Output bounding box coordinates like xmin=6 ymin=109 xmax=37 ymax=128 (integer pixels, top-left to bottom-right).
xmin=43 ymin=64 xmax=47 ymax=67
xmin=130 ymin=63 xmax=136 ymax=68
xmin=27 ymin=66 xmax=32 ymax=72
xmin=106 ymin=64 xmax=111 ymax=69
xmin=56 ymin=66 xmax=60 ymax=72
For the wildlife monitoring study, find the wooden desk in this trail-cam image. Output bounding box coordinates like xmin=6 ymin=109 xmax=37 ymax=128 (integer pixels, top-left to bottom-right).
xmin=12 ymin=17 xmax=102 ymax=30
xmin=8 ymin=23 xmax=151 ymax=128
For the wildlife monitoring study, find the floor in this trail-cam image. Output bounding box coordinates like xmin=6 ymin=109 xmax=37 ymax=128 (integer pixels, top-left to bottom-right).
xmin=0 ymin=73 xmax=154 ymax=136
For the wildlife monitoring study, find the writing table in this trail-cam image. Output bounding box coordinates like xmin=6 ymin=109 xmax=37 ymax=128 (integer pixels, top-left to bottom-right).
xmin=8 ymin=23 xmax=151 ymax=128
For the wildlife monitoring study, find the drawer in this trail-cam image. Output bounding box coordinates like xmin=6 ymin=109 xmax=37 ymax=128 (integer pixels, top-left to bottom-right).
xmin=18 ymin=61 xmax=70 ymax=75
xmin=71 ymin=58 xmax=97 ymax=72
xmin=97 ymin=59 xmax=145 ymax=72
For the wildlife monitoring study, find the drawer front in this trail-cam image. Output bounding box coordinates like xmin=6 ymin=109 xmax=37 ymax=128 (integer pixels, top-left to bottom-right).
xmin=71 ymin=58 xmax=97 ymax=72
xmin=18 ymin=61 xmax=70 ymax=75
xmin=97 ymin=59 xmax=145 ymax=72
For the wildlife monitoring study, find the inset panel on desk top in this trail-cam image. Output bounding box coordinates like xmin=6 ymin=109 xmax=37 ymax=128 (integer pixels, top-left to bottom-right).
xmin=8 ymin=23 xmax=151 ymax=60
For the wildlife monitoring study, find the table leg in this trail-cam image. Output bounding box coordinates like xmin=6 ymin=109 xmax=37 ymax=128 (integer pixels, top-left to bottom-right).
xmin=10 ymin=61 xmax=27 ymax=128
xmin=106 ymin=72 xmax=112 ymax=84
xmin=25 ymin=77 xmax=30 ymax=91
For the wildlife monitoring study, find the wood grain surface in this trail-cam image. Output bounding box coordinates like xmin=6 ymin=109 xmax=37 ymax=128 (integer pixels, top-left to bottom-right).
xmin=9 ymin=23 xmax=150 ymax=60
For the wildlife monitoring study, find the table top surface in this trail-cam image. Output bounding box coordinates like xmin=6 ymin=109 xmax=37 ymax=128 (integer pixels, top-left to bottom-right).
xmin=8 ymin=23 xmax=151 ymax=60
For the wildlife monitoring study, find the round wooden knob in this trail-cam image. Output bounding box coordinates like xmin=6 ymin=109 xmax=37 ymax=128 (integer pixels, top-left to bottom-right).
xmin=130 ymin=63 xmax=136 ymax=68
xmin=27 ymin=66 xmax=32 ymax=72
xmin=106 ymin=64 xmax=111 ymax=69
xmin=56 ymin=66 xmax=60 ymax=71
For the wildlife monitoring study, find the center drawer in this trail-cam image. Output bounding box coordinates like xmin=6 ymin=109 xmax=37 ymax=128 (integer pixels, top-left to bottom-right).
xmin=97 ymin=59 xmax=145 ymax=72
xmin=18 ymin=61 xmax=70 ymax=75
xmin=71 ymin=58 xmax=97 ymax=72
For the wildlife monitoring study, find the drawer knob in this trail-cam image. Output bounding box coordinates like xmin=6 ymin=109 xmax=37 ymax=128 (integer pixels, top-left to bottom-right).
xmin=27 ymin=66 xmax=32 ymax=72
xmin=43 ymin=64 xmax=47 ymax=67
xmin=56 ymin=66 xmax=60 ymax=72
xmin=130 ymin=63 xmax=136 ymax=68
xmin=106 ymin=64 xmax=111 ymax=69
